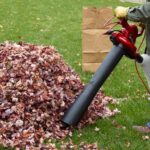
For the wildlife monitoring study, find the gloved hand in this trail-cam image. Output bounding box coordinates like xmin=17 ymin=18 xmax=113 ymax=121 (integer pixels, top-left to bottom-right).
xmin=114 ymin=6 xmax=129 ymax=19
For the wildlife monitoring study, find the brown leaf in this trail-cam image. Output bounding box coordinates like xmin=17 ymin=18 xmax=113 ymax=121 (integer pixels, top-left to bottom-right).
xmin=0 ymin=42 xmax=117 ymax=149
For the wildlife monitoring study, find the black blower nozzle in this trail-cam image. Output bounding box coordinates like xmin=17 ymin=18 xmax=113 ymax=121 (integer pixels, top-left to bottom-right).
xmin=61 ymin=44 xmax=124 ymax=126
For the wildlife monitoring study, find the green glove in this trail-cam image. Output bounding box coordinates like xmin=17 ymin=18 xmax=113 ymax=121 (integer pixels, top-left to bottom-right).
xmin=114 ymin=6 xmax=129 ymax=19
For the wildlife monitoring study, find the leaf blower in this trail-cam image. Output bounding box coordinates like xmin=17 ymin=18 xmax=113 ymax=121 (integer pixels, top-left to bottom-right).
xmin=61 ymin=18 xmax=145 ymax=127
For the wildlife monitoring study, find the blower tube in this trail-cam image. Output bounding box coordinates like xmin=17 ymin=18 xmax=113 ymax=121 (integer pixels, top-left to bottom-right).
xmin=62 ymin=44 xmax=124 ymax=126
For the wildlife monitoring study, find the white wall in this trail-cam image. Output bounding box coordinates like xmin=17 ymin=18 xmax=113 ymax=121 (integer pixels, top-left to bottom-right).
xmin=120 ymin=0 xmax=146 ymax=3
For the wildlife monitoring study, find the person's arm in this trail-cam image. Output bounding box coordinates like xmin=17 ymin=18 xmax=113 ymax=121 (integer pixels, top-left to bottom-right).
xmin=127 ymin=3 xmax=150 ymax=23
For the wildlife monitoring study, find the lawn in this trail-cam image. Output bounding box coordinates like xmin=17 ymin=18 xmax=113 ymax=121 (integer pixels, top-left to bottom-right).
xmin=0 ymin=0 xmax=150 ymax=149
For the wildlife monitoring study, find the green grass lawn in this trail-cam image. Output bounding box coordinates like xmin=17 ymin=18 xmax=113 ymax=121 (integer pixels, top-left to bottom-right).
xmin=0 ymin=0 xmax=150 ymax=149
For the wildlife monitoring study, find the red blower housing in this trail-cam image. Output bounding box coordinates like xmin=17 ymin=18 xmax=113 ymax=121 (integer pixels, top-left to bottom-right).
xmin=111 ymin=19 xmax=144 ymax=60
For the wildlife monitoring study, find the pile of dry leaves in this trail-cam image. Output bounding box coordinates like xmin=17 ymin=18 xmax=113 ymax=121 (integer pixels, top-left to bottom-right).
xmin=0 ymin=42 xmax=117 ymax=149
